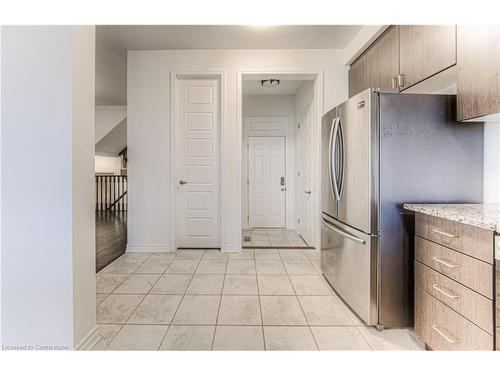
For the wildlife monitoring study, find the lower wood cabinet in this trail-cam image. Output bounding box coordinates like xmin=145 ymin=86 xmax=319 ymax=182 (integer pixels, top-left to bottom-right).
xmin=415 ymin=262 xmax=494 ymax=335
xmin=415 ymin=287 xmax=493 ymax=350
xmin=413 ymin=213 xmax=495 ymax=351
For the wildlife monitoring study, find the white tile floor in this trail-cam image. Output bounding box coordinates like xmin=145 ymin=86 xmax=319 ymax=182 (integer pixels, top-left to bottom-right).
xmin=94 ymin=248 xmax=422 ymax=351
xmin=243 ymin=229 xmax=310 ymax=248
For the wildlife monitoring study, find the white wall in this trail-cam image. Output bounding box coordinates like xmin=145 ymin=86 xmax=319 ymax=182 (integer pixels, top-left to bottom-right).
xmin=483 ymin=123 xmax=500 ymax=203
xmin=128 ymin=49 xmax=348 ymax=252
xmin=95 ymin=105 xmax=126 ymax=143
xmin=0 ymin=26 xmax=96 ymax=349
xmin=242 ymin=95 xmax=297 ymax=229
xmin=95 ymin=155 xmax=122 ymax=175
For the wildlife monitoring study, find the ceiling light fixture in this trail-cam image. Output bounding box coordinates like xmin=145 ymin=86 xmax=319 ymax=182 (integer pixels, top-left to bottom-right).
xmin=261 ymin=79 xmax=280 ymax=88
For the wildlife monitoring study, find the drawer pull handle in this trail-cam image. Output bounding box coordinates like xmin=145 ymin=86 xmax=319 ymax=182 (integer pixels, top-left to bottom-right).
xmin=432 ymin=324 xmax=459 ymax=344
xmin=432 ymin=284 xmax=459 ymax=299
xmin=432 ymin=257 xmax=459 ymax=269
xmin=433 ymin=229 xmax=459 ymax=238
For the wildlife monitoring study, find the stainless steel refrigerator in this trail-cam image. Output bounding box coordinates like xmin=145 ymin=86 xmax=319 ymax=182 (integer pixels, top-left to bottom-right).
xmin=321 ymin=89 xmax=484 ymax=328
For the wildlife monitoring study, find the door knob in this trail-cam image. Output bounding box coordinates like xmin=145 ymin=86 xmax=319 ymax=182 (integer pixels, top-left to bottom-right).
xmin=179 ymin=180 xmax=187 ymax=185
xmin=304 ymin=190 xmax=311 ymax=194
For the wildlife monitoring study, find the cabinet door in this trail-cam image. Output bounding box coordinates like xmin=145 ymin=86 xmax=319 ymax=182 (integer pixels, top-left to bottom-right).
xmin=348 ymin=54 xmax=367 ymax=97
xmin=366 ymin=26 xmax=399 ymax=90
xmin=457 ymin=26 xmax=500 ymax=121
xmin=399 ymin=25 xmax=456 ymax=89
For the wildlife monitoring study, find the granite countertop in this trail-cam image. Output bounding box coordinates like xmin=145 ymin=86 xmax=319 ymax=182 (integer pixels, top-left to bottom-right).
xmin=403 ymin=203 xmax=500 ymax=232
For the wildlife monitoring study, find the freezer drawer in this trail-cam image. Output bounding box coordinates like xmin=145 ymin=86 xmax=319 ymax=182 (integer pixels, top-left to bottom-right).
xmin=321 ymin=214 xmax=378 ymax=325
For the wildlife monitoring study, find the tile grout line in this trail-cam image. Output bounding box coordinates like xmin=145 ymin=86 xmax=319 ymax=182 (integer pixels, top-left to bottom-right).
xmin=98 ymin=252 xmax=154 ymax=296
xmin=157 ymin=250 xmax=204 ymax=350
xmin=278 ymin=248 xmax=320 ymax=351
xmin=253 ymin=250 xmax=267 ymax=351
xmin=96 ymin=253 xmax=155 ymax=349
xmin=211 ymin=251 xmax=229 ymax=350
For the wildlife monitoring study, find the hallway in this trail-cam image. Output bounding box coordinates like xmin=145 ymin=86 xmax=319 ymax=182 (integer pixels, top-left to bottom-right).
xmin=242 ymin=229 xmax=311 ymax=248
xmin=94 ymin=248 xmax=421 ymax=350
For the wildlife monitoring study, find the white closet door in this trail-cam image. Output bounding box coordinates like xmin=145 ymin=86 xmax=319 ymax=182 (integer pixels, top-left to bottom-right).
xmin=176 ymin=78 xmax=220 ymax=248
xmin=248 ymin=136 xmax=286 ymax=228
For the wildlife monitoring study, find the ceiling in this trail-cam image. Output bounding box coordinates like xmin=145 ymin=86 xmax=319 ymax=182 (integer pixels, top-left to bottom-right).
xmin=95 ymin=25 xmax=362 ymax=106
xmin=95 ymin=118 xmax=127 ymax=156
xmin=242 ymin=79 xmax=309 ymax=96
xmin=96 ymin=25 xmax=362 ymax=50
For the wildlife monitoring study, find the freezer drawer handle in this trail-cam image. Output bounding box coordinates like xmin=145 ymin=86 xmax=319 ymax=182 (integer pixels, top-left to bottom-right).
xmin=322 ymin=218 xmax=365 ymax=245
xmin=432 ymin=257 xmax=459 ymax=269
xmin=432 ymin=325 xmax=459 ymax=344
xmin=432 ymin=284 xmax=459 ymax=300
xmin=433 ymin=229 xmax=459 ymax=238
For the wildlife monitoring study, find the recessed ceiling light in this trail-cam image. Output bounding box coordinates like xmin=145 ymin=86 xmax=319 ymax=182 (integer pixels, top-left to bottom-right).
xmin=261 ymin=79 xmax=280 ymax=88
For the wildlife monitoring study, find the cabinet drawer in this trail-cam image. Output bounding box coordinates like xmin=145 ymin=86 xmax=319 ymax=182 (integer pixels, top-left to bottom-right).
xmin=415 ymin=261 xmax=493 ymax=334
xmin=415 ymin=287 xmax=493 ymax=350
xmin=415 ymin=213 xmax=493 ymax=264
xmin=415 ymin=236 xmax=493 ymax=298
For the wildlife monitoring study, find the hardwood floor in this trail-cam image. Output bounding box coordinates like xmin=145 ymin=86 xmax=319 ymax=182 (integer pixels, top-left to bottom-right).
xmin=96 ymin=211 xmax=127 ymax=272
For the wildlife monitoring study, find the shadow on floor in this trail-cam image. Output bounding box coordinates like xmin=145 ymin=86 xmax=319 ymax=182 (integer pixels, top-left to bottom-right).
xmin=96 ymin=211 xmax=127 ymax=272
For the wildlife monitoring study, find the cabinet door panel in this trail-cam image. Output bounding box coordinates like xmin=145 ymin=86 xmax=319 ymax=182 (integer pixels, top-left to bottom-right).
xmin=457 ymin=26 xmax=500 ymax=121
xmin=400 ymin=25 xmax=456 ymax=89
xmin=366 ymin=26 xmax=399 ymax=90
xmin=348 ymin=54 xmax=367 ymax=97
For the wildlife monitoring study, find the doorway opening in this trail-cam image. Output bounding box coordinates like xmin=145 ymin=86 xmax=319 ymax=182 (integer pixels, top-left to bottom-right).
xmin=240 ymin=72 xmax=322 ymax=249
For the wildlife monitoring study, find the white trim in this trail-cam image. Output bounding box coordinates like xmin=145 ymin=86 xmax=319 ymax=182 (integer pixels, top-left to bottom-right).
xmin=237 ymin=69 xmax=324 ymax=250
xmin=126 ymin=244 xmax=173 ymax=253
xmin=75 ymin=325 xmax=100 ymax=351
xmin=170 ymin=70 xmax=226 ymax=251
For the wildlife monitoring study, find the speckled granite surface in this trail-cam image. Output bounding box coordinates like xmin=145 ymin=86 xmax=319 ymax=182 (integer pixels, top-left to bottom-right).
xmin=403 ymin=203 xmax=500 ymax=232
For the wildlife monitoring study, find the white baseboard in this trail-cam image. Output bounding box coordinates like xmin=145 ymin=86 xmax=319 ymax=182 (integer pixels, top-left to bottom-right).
xmin=126 ymin=244 xmax=173 ymax=253
xmin=75 ymin=325 xmax=100 ymax=351
xmin=221 ymin=244 xmax=241 ymax=253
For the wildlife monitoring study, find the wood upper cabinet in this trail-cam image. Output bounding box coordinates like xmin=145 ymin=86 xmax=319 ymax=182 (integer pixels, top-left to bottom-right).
xmin=457 ymin=26 xmax=500 ymax=121
xmin=366 ymin=26 xmax=399 ymax=90
xmin=399 ymin=25 xmax=456 ymax=89
xmin=348 ymin=54 xmax=367 ymax=97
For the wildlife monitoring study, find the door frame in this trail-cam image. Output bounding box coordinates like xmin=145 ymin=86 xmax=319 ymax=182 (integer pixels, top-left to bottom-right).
xmin=296 ymin=101 xmax=313 ymax=245
xmin=237 ymin=70 xmax=324 ymax=250
xmin=170 ymin=71 xmax=226 ymax=250
xmin=247 ymin=135 xmax=287 ymax=229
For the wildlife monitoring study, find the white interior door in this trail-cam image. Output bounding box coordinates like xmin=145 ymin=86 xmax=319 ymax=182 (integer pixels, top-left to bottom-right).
xmin=298 ymin=102 xmax=312 ymax=244
xmin=175 ymin=78 xmax=220 ymax=248
xmin=248 ymin=136 xmax=286 ymax=228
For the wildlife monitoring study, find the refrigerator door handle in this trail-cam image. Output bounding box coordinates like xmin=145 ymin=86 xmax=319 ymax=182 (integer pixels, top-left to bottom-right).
xmin=322 ymin=217 xmax=366 ymax=244
xmin=337 ymin=118 xmax=345 ymax=199
xmin=329 ymin=117 xmax=340 ymax=201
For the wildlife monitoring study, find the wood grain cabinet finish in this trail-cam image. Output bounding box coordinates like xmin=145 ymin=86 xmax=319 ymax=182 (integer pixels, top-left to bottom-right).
xmin=415 ymin=261 xmax=494 ymax=334
xmin=415 ymin=236 xmax=493 ymax=298
xmin=366 ymin=26 xmax=399 ymax=90
xmin=415 ymin=213 xmax=493 ymax=264
xmin=457 ymin=25 xmax=500 ymax=121
xmin=348 ymin=54 xmax=367 ymax=98
xmin=415 ymin=287 xmax=493 ymax=351
xmin=399 ymin=25 xmax=457 ymax=89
